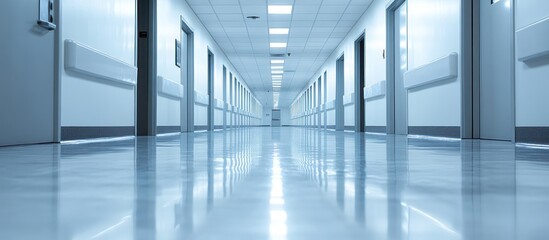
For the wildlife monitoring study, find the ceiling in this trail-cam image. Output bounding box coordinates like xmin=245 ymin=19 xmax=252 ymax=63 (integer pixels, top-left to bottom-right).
xmin=185 ymin=0 xmax=373 ymax=108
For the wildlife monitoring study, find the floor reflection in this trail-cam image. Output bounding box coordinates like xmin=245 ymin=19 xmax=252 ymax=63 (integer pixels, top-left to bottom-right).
xmin=1 ymin=128 xmax=549 ymax=239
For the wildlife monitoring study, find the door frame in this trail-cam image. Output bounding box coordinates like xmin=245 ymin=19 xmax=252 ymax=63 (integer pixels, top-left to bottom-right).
xmin=54 ymin=0 xmax=62 ymax=142
xmin=136 ymin=0 xmax=157 ymax=136
xmin=207 ymin=49 xmax=214 ymax=131
xmin=222 ymin=66 xmax=227 ymax=130
xmin=317 ymin=76 xmax=322 ymax=130
xmin=354 ymin=32 xmax=366 ymax=132
xmin=336 ymin=54 xmax=345 ymax=131
xmin=386 ymin=0 xmax=407 ymax=135
xmin=461 ymin=0 xmax=516 ymax=141
xmin=180 ymin=16 xmax=195 ymax=132
xmin=324 ymin=71 xmax=328 ymax=130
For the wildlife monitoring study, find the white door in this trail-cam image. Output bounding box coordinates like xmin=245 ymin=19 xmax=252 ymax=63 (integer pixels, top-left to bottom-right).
xmin=479 ymin=0 xmax=514 ymax=141
xmin=0 ymin=0 xmax=56 ymax=146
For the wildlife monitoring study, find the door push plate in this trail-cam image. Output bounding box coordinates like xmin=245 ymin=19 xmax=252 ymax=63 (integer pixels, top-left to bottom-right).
xmin=38 ymin=0 xmax=56 ymax=30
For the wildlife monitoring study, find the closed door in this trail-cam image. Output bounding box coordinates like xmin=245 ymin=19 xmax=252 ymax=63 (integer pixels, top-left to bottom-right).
xmin=272 ymin=110 xmax=281 ymax=127
xmin=479 ymin=0 xmax=514 ymax=141
xmin=394 ymin=1 xmax=408 ymax=135
xmin=0 ymin=0 xmax=56 ymax=146
xmin=336 ymin=56 xmax=345 ymax=131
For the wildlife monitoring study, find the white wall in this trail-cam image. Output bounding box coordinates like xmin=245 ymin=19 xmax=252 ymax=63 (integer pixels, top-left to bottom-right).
xmin=60 ymin=0 xmax=136 ymax=127
xmin=407 ymin=0 xmax=461 ymax=127
xmin=364 ymin=0 xmax=388 ymax=127
xmin=262 ymin=108 xmax=272 ymax=126
xmin=156 ymin=0 xmax=262 ymax=129
xmin=289 ymin=0 xmax=385 ymax=129
xmin=515 ymin=0 xmax=549 ymax=127
xmin=281 ymin=109 xmax=291 ymax=126
xmin=289 ymin=0 xmax=463 ymax=131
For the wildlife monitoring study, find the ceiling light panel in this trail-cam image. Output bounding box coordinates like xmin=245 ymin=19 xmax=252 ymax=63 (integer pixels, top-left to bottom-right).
xmin=269 ymin=28 xmax=289 ymax=35
xmin=268 ymin=5 xmax=293 ymax=15
xmin=271 ymin=59 xmax=285 ymax=64
xmin=270 ymin=42 xmax=287 ymax=48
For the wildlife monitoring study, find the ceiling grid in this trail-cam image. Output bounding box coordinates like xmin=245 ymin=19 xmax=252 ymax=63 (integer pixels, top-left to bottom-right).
xmin=186 ymin=0 xmax=373 ymax=107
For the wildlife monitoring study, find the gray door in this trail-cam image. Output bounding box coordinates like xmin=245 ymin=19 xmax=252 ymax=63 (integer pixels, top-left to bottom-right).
xmin=394 ymin=1 xmax=408 ymax=135
xmin=0 ymin=0 xmax=56 ymax=146
xmin=272 ymin=110 xmax=281 ymax=127
xmin=336 ymin=56 xmax=345 ymax=131
xmin=181 ymin=28 xmax=192 ymax=132
xmin=479 ymin=0 xmax=514 ymax=141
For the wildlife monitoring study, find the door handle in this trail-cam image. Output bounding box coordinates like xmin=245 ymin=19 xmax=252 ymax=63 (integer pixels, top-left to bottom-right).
xmin=38 ymin=0 xmax=56 ymax=31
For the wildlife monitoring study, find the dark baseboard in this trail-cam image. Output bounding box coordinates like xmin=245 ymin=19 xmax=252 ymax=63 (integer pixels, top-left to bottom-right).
xmin=327 ymin=125 xmax=336 ymax=129
xmin=516 ymin=127 xmax=549 ymax=144
xmin=61 ymin=126 xmax=135 ymax=141
xmin=408 ymin=126 xmax=460 ymax=138
xmin=366 ymin=126 xmax=386 ymax=133
xmin=194 ymin=126 xmax=209 ymax=131
xmin=157 ymin=126 xmax=180 ymax=134
xmin=344 ymin=126 xmax=355 ymax=131
xmin=214 ymin=126 xmax=223 ymax=130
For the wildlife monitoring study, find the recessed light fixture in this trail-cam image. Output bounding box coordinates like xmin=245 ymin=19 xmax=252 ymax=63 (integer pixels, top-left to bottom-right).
xmin=268 ymin=5 xmax=293 ymax=15
xmin=271 ymin=70 xmax=284 ymax=74
xmin=270 ymin=42 xmax=287 ymax=48
xmin=272 ymin=75 xmax=283 ymax=79
xmin=271 ymin=66 xmax=284 ymax=70
xmin=269 ymin=28 xmax=289 ymax=35
xmin=271 ymin=59 xmax=285 ymax=64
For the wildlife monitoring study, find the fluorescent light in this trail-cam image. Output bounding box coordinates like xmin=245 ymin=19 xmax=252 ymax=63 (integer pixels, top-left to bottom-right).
xmin=269 ymin=28 xmax=289 ymax=35
xmin=271 ymin=70 xmax=284 ymax=74
xmin=272 ymin=80 xmax=282 ymax=83
xmin=270 ymin=42 xmax=287 ymax=48
xmin=271 ymin=66 xmax=284 ymax=70
xmin=268 ymin=5 xmax=293 ymax=15
xmin=271 ymin=59 xmax=285 ymax=64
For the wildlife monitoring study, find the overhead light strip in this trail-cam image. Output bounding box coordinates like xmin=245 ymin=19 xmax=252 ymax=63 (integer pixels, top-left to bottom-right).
xmin=268 ymin=5 xmax=293 ymax=15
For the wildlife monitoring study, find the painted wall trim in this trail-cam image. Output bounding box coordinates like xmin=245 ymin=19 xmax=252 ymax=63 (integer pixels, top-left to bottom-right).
xmin=516 ymin=17 xmax=549 ymax=62
xmin=157 ymin=76 xmax=184 ymax=99
xmin=214 ymin=98 xmax=224 ymax=110
xmin=343 ymin=93 xmax=355 ymax=106
xmin=408 ymin=126 xmax=461 ymax=138
xmin=194 ymin=90 xmax=209 ymax=106
xmin=403 ymin=52 xmax=458 ymax=89
xmin=61 ymin=126 xmax=135 ymax=141
xmin=364 ymin=80 xmax=387 ymax=100
xmin=65 ymin=40 xmax=137 ymax=86
xmin=516 ymin=127 xmax=549 ymax=144
xmin=157 ymin=126 xmax=181 ymax=134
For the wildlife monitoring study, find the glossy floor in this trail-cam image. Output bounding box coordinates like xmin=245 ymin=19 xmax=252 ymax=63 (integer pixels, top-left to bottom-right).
xmin=1 ymin=127 xmax=549 ymax=239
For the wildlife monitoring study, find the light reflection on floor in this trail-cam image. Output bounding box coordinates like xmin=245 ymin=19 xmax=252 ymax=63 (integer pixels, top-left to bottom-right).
xmin=0 ymin=127 xmax=548 ymax=239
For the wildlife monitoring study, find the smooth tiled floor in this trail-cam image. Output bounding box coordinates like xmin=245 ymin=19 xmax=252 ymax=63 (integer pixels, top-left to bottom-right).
xmin=1 ymin=127 xmax=549 ymax=239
